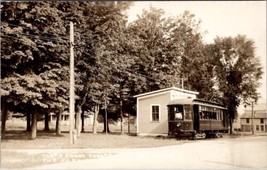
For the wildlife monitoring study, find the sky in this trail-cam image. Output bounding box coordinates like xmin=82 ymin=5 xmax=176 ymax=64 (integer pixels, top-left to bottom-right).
xmin=126 ymin=1 xmax=266 ymax=106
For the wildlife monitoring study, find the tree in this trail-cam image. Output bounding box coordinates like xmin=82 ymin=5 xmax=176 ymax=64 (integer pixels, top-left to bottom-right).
xmin=167 ymin=11 xmax=215 ymax=99
xmin=127 ymin=7 xmax=172 ymax=92
xmin=1 ymin=2 xmax=69 ymax=139
xmin=127 ymin=8 xmax=210 ymax=95
xmin=72 ymin=1 xmax=133 ymax=134
xmin=207 ymin=35 xmax=263 ymax=134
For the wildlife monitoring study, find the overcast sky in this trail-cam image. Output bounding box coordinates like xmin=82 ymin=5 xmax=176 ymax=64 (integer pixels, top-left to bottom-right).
xmin=126 ymin=1 xmax=266 ymax=104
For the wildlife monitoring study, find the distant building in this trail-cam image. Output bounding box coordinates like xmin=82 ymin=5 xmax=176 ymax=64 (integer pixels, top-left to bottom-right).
xmin=240 ymin=103 xmax=267 ymax=133
xmin=49 ymin=111 xmax=94 ymax=125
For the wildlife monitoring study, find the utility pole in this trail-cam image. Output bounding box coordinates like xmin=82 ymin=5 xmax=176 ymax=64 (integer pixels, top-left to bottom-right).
xmin=69 ymin=22 xmax=75 ymax=144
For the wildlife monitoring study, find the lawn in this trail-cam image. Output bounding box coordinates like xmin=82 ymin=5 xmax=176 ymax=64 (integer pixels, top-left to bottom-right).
xmin=1 ymin=119 xmax=184 ymax=169
xmin=2 ymin=119 xmax=181 ymax=149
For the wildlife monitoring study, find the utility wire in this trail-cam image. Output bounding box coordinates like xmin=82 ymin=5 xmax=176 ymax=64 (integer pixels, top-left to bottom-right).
xmin=1 ymin=34 xmax=68 ymax=47
xmin=5 ymin=22 xmax=68 ymax=40
xmin=0 ymin=30 xmax=68 ymax=43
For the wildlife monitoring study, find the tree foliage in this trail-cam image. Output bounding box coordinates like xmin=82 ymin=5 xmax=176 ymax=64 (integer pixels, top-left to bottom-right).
xmin=207 ymin=35 xmax=263 ymax=133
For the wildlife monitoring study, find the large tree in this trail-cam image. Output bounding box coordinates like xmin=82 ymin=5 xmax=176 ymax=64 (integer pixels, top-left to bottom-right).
xmin=56 ymin=1 xmax=134 ymax=134
xmin=1 ymin=2 xmax=69 ymax=139
xmin=127 ymin=8 xmax=211 ymax=97
xmin=207 ymin=35 xmax=263 ymax=134
xmin=167 ymin=11 xmax=215 ymax=100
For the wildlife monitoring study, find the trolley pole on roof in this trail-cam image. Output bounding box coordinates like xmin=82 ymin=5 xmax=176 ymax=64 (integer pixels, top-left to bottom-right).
xmin=69 ymin=22 xmax=75 ymax=144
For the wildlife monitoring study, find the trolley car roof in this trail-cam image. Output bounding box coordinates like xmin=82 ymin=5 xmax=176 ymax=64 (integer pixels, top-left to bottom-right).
xmin=168 ymin=98 xmax=227 ymax=110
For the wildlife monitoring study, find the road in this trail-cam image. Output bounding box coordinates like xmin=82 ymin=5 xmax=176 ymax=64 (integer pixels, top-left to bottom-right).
xmin=5 ymin=136 xmax=267 ymax=169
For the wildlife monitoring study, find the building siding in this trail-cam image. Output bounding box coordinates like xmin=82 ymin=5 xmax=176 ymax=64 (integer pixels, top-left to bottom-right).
xmin=240 ymin=118 xmax=267 ymax=133
xmin=138 ymin=92 xmax=170 ymax=134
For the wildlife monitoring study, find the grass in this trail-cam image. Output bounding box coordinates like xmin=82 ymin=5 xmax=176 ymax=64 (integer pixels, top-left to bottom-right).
xmin=2 ymin=119 xmax=181 ymax=149
xmin=1 ymin=130 xmax=182 ymax=149
xmin=1 ymin=119 xmax=184 ymax=169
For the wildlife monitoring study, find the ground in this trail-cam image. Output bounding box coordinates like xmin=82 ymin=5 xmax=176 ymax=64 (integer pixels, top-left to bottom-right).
xmin=1 ymin=119 xmax=267 ymax=169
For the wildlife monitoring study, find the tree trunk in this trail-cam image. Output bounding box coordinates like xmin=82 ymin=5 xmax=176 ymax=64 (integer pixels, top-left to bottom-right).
xmin=93 ymin=104 xmax=99 ymax=134
xmin=229 ymin=117 xmax=233 ymax=134
xmin=26 ymin=111 xmax=31 ymax=132
xmin=81 ymin=110 xmax=85 ymax=133
xmin=1 ymin=103 xmax=8 ymax=138
xmin=128 ymin=114 xmax=130 ymax=134
xmin=75 ymin=105 xmax=82 ymax=137
xmin=103 ymin=114 xmax=110 ymax=133
xmin=120 ymin=99 xmax=123 ymax=134
xmin=30 ymin=109 xmax=37 ymax=140
xmin=56 ymin=111 xmax=62 ymax=135
xmin=120 ymin=114 xmax=123 ymax=134
xmin=44 ymin=111 xmax=49 ymax=131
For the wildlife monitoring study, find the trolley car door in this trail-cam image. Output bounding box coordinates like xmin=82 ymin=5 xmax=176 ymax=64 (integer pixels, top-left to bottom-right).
xmin=193 ymin=105 xmax=199 ymax=131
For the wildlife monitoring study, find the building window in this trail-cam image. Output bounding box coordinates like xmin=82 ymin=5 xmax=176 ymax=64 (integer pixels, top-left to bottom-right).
xmin=261 ymin=125 xmax=264 ymax=131
xmin=256 ymin=125 xmax=259 ymax=131
xmin=151 ymin=105 xmax=160 ymax=121
xmin=246 ymin=118 xmax=250 ymax=123
xmin=260 ymin=119 xmax=264 ymax=124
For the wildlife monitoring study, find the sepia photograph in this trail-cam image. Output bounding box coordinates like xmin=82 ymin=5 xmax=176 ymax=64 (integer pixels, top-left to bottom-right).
xmin=1 ymin=1 xmax=266 ymax=169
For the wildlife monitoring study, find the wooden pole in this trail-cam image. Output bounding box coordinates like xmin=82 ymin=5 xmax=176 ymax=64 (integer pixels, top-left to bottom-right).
xmin=69 ymin=22 xmax=75 ymax=144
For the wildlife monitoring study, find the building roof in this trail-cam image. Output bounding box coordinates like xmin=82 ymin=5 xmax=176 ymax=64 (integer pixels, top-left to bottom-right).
xmin=241 ymin=103 xmax=267 ymax=118
xmin=133 ymin=86 xmax=199 ymax=98
xmin=168 ymin=98 xmax=227 ymax=109
xmin=240 ymin=112 xmax=267 ymax=119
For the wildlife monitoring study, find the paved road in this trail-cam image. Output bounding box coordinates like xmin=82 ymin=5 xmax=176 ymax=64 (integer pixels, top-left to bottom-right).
xmin=7 ymin=136 xmax=267 ymax=169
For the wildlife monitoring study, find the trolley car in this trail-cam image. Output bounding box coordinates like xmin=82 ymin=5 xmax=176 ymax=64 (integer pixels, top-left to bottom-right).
xmin=168 ymin=98 xmax=228 ymax=139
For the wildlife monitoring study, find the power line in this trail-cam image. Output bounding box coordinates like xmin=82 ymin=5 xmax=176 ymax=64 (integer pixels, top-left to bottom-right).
xmin=0 ymin=26 xmax=66 ymax=41
xmin=1 ymin=34 xmax=68 ymax=47
xmin=5 ymin=22 xmax=68 ymax=40
xmin=15 ymin=32 xmax=67 ymax=43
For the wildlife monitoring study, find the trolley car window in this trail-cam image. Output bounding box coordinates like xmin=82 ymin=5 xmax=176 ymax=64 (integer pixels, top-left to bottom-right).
xmin=198 ymin=105 xmax=224 ymax=120
xmin=175 ymin=112 xmax=183 ymax=120
xmin=184 ymin=105 xmax=192 ymax=120
xmin=174 ymin=105 xmax=183 ymax=120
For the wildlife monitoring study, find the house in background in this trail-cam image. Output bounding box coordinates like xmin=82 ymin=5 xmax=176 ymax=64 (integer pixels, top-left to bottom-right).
xmin=134 ymin=87 xmax=199 ymax=136
xmin=49 ymin=111 xmax=94 ymax=126
xmin=240 ymin=103 xmax=267 ymax=133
